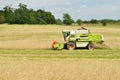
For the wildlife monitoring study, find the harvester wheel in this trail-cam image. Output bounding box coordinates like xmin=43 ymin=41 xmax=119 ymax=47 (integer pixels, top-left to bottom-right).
xmin=67 ymin=42 xmax=76 ymax=50
xmin=87 ymin=43 xmax=94 ymax=50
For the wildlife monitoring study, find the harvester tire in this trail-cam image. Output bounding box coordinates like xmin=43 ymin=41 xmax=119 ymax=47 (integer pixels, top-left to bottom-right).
xmin=87 ymin=43 xmax=94 ymax=50
xmin=67 ymin=42 xmax=76 ymax=50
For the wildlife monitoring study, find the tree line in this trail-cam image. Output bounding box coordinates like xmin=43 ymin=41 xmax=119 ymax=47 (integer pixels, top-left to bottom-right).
xmin=0 ymin=3 xmax=120 ymax=26
xmin=0 ymin=3 xmax=56 ymax=24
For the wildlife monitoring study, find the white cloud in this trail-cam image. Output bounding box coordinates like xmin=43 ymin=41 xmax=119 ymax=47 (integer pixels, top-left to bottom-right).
xmin=81 ymin=4 xmax=87 ymax=8
xmin=65 ymin=2 xmax=71 ymax=5
xmin=75 ymin=3 xmax=120 ymax=20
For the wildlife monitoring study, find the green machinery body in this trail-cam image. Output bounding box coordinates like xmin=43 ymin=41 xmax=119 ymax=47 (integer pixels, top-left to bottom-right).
xmin=52 ymin=29 xmax=104 ymax=50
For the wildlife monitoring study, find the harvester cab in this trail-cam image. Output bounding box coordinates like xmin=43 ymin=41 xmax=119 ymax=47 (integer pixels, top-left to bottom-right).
xmin=62 ymin=30 xmax=70 ymax=41
xmin=62 ymin=29 xmax=90 ymax=41
xmin=52 ymin=28 xmax=104 ymax=50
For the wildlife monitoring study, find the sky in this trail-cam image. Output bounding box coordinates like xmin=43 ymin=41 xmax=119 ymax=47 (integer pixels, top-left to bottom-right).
xmin=0 ymin=0 xmax=120 ymax=20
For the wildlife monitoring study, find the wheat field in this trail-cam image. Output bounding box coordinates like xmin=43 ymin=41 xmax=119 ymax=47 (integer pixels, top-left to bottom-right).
xmin=0 ymin=24 xmax=120 ymax=49
xmin=0 ymin=24 xmax=120 ymax=80
xmin=0 ymin=59 xmax=120 ymax=80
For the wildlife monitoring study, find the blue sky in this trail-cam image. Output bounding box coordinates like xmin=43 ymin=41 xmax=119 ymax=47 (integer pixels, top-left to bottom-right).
xmin=0 ymin=0 xmax=120 ymax=20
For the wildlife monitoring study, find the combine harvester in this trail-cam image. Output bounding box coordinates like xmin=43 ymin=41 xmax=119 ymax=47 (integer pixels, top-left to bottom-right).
xmin=52 ymin=27 xmax=104 ymax=50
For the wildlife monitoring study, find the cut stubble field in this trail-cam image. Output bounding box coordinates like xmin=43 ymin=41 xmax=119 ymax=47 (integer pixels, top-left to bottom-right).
xmin=0 ymin=24 xmax=120 ymax=80
xmin=0 ymin=59 xmax=120 ymax=80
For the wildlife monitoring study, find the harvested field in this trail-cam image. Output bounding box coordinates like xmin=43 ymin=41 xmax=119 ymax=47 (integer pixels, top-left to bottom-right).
xmin=0 ymin=24 xmax=120 ymax=80
xmin=0 ymin=24 xmax=120 ymax=49
xmin=0 ymin=59 xmax=120 ymax=80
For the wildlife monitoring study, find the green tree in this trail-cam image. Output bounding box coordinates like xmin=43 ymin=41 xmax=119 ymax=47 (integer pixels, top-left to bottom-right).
xmin=14 ymin=3 xmax=29 ymax=24
xmin=36 ymin=9 xmax=44 ymax=24
xmin=29 ymin=15 xmax=37 ymax=24
xmin=63 ymin=13 xmax=74 ymax=25
xmin=101 ymin=20 xmax=107 ymax=26
xmin=37 ymin=9 xmax=56 ymax=24
xmin=56 ymin=19 xmax=62 ymax=25
xmin=3 ymin=5 xmax=15 ymax=23
xmin=76 ymin=19 xmax=83 ymax=25
xmin=42 ymin=12 xmax=56 ymax=24
xmin=0 ymin=16 xmax=5 ymax=24
xmin=0 ymin=10 xmax=5 ymax=23
xmin=28 ymin=10 xmax=38 ymax=24
xmin=90 ymin=19 xmax=98 ymax=24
